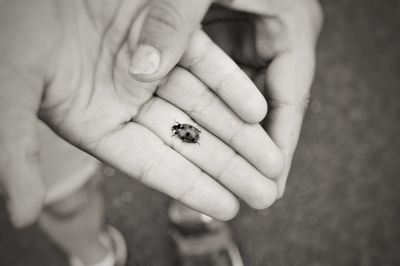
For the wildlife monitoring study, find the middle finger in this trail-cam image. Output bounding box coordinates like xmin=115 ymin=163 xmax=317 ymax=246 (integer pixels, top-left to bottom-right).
xmin=157 ymin=67 xmax=283 ymax=179
xmin=134 ymin=97 xmax=277 ymax=209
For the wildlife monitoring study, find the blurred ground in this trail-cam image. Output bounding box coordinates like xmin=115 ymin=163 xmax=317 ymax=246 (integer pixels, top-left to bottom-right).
xmin=1 ymin=0 xmax=400 ymax=265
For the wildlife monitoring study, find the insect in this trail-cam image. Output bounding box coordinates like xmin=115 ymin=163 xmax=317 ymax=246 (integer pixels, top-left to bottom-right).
xmin=171 ymin=122 xmax=201 ymax=143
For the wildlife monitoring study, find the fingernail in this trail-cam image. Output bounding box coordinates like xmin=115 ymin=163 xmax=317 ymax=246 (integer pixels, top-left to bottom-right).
xmin=129 ymin=44 xmax=160 ymax=75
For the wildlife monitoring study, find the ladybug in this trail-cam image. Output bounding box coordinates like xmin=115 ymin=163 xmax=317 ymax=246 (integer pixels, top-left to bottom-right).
xmin=171 ymin=122 xmax=201 ymax=143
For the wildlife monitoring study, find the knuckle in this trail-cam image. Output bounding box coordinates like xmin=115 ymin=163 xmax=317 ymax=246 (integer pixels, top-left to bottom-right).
xmin=146 ymin=1 xmax=184 ymax=34
xmin=218 ymin=153 xmax=240 ymax=181
xmin=183 ymin=39 xmax=215 ymax=69
xmin=227 ymin=125 xmax=242 ymax=147
xmin=215 ymin=66 xmax=241 ymax=94
xmin=269 ymin=95 xmax=311 ymax=115
xmin=190 ymin=86 xmax=216 ymax=118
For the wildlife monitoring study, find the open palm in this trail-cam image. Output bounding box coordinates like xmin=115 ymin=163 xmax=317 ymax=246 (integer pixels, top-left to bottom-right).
xmin=1 ymin=0 xmax=283 ymax=226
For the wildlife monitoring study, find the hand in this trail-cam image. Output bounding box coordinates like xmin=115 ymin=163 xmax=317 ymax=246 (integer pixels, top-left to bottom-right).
xmin=203 ymin=0 xmax=323 ymax=196
xmin=131 ymin=0 xmax=323 ymax=197
xmin=0 ymin=0 xmax=282 ymax=227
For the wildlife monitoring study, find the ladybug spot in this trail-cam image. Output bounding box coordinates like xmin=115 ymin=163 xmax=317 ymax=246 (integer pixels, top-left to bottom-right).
xmin=185 ymin=132 xmax=191 ymax=137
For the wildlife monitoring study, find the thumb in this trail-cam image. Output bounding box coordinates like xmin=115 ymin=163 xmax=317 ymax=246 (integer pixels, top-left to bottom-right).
xmin=129 ymin=0 xmax=212 ymax=81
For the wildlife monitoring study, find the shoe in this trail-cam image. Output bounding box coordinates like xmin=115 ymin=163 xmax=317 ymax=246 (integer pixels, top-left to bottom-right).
xmin=169 ymin=201 xmax=244 ymax=266
xmin=69 ymin=225 xmax=127 ymax=266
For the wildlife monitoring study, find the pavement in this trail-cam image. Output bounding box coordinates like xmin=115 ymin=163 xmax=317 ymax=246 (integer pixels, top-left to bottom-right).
xmin=1 ymin=0 xmax=400 ymax=265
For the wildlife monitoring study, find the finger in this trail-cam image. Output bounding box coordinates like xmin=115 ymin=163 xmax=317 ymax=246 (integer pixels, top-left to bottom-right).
xmin=105 ymin=38 xmax=238 ymax=218
xmin=85 ymin=122 xmax=239 ymax=220
xmin=0 ymin=69 xmax=45 ymax=227
xmin=264 ymin=48 xmax=316 ymax=198
xmin=217 ymin=0 xmax=282 ymax=17
xmin=129 ymin=0 xmax=212 ymax=81
xmin=134 ymin=97 xmax=278 ymax=209
xmin=180 ymin=30 xmax=268 ymax=123
xmin=157 ymin=67 xmax=283 ymax=178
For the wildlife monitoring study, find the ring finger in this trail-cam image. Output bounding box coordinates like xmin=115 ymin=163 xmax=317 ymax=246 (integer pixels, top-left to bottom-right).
xmin=157 ymin=67 xmax=283 ymax=179
xmin=134 ymin=96 xmax=277 ymax=209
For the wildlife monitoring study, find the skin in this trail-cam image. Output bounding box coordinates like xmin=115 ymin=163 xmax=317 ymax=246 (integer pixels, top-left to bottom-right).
xmin=0 ymin=0 xmax=322 ymax=264
xmin=134 ymin=0 xmax=324 ymax=197
xmin=0 ymin=0 xmax=289 ymax=227
xmin=202 ymin=1 xmax=324 ymax=196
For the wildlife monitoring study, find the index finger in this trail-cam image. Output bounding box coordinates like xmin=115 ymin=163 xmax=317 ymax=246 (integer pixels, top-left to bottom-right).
xmin=157 ymin=67 xmax=283 ymax=179
xmin=180 ymin=30 xmax=268 ymax=124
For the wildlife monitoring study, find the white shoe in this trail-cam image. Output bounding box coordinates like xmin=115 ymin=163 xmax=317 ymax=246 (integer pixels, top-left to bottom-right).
xmin=169 ymin=201 xmax=244 ymax=266
xmin=69 ymin=225 xmax=127 ymax=266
